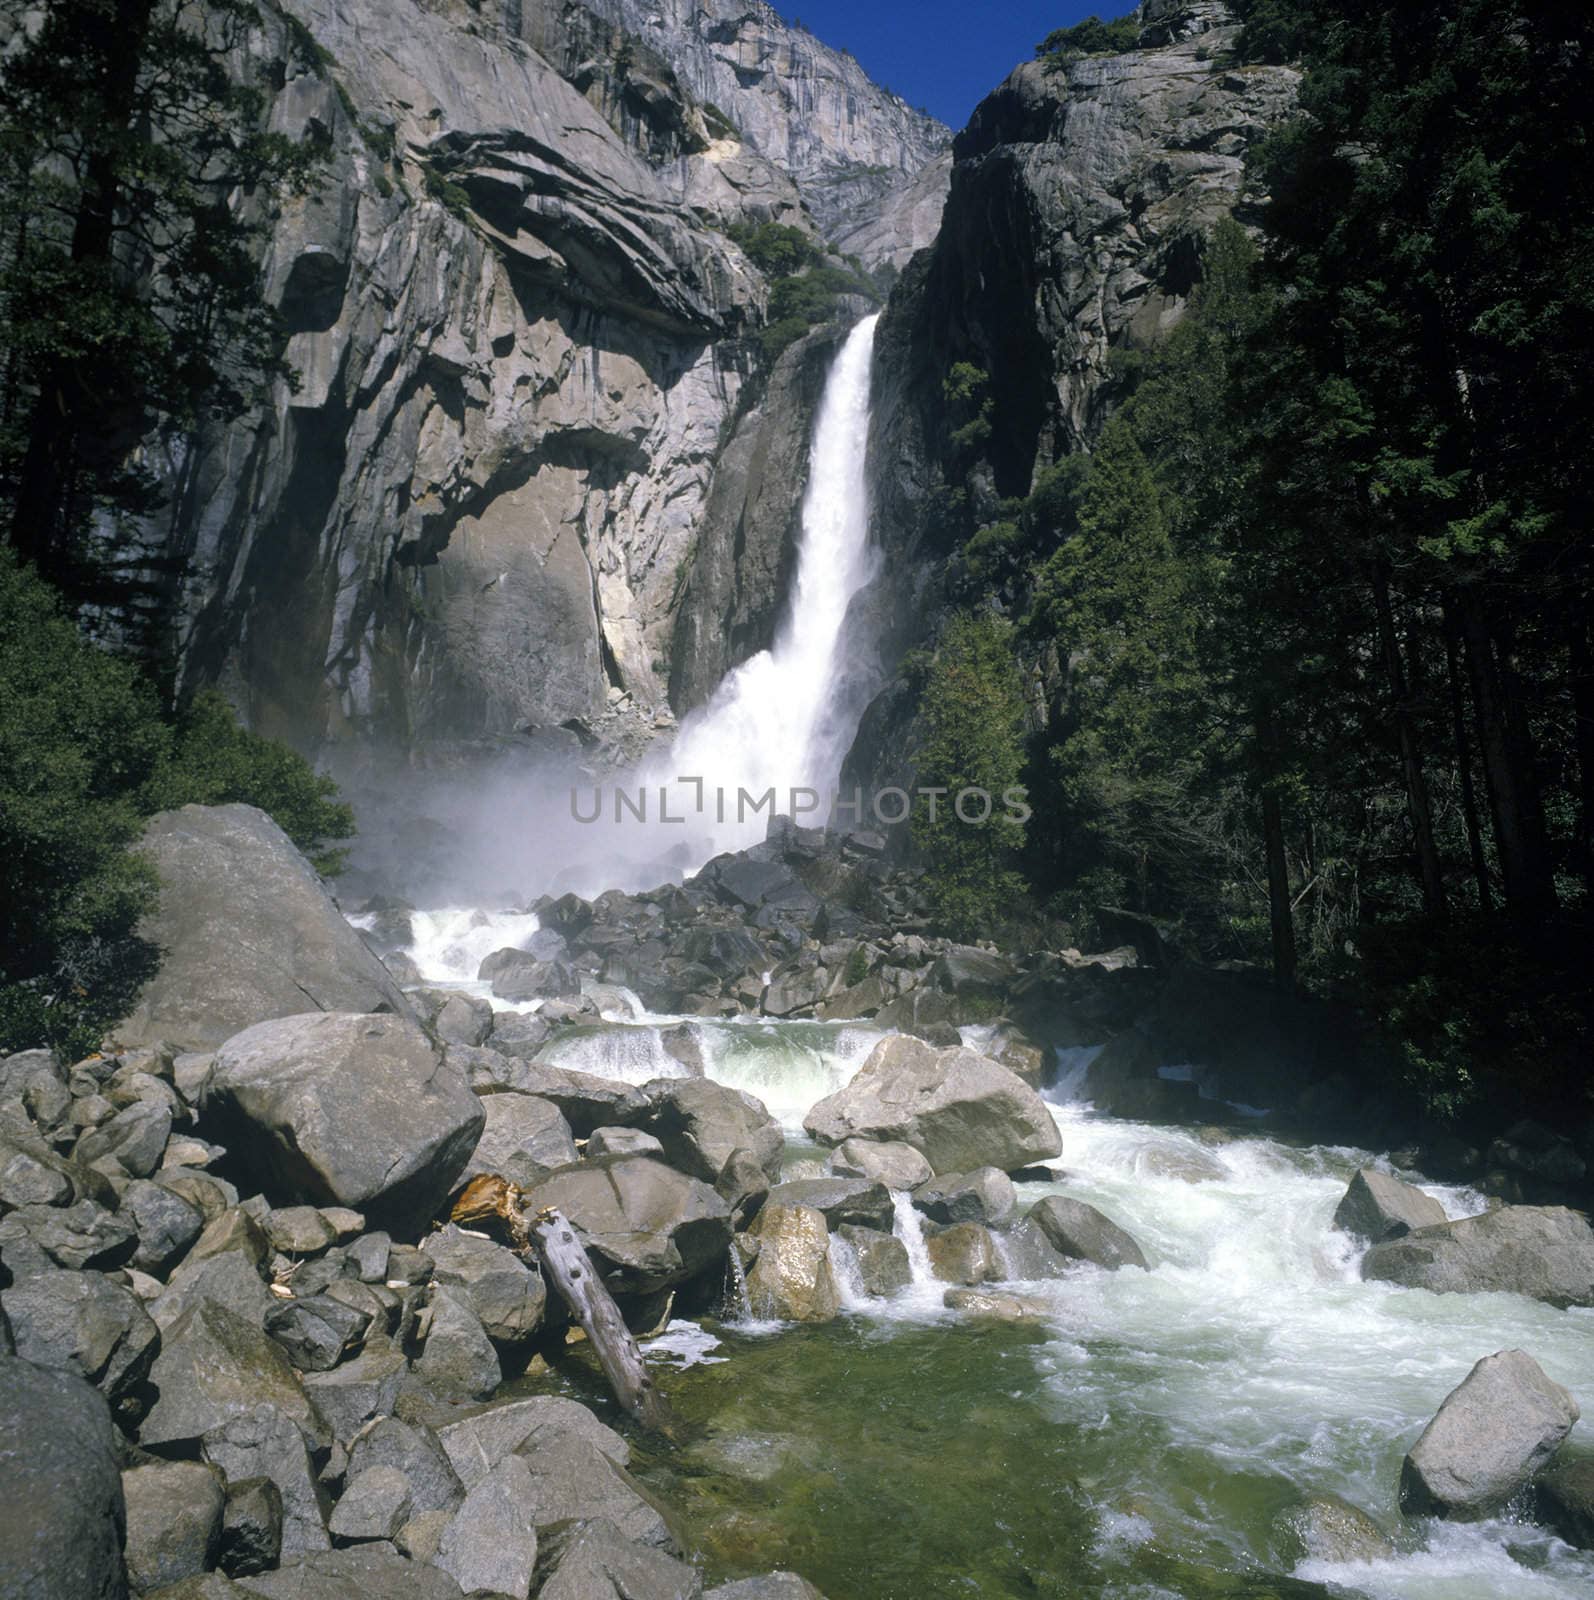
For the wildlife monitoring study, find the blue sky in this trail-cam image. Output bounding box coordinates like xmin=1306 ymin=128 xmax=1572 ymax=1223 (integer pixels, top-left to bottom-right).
xmin=784 ymin=2 xmax=1107 ymax=128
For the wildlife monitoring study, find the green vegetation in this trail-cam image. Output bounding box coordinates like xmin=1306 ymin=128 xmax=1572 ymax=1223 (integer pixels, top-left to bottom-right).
xmin=423 ymin=163 xmax=473 ymax=219
xmin=936 ymin=0 xmax=1594 ymax=1124
xmin=726 ymin=222 xmax=880 ymax=361
xmin=911 ymin=614 xmax=1030 ymax=940
xmin=1036 ymin=12 xmax=1141 ymax=63
xmin=843 ymin=944 xmax=872 ymax=988
xmin=0 ymin=553 xmax=353 ymax=1058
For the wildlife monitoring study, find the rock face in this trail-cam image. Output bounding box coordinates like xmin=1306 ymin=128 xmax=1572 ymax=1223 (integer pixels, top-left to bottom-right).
xmin=803 ymin=1035 xmax=1062 ymax=1175
xmin=115 ymin=806 xmax=413 ymax=1051
xmin=1399 ymin=1350 xmax=1578 ymax=1520
xmin=202 ymin=1013 xmax=483 ymax=1231
xmin=1333 ymin=1168 xmax=1448 ymax=1245
xmin=0 ymin=1355 xmax=129 ymax=1600
xmin=1362 ymin=1205 xmax=1594 ymax=1309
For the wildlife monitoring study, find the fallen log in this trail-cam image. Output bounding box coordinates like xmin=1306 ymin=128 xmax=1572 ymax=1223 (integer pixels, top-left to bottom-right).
xmin=448 ymin=1175 xmax=673 ymax=1433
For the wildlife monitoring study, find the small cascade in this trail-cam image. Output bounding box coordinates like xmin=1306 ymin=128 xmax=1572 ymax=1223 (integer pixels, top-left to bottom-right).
xmin=403 ymin=906 xmax=542 ymax=987
xmin=888 ymin=1190 xmax=945 ymax=1314
xmin=722 ymin=1246 xmax=753 ymax=1322
xmin=537 ymin=1024 xmax=697 ymax=1086
xmin=1046 ymin=1043 xmax=1104 ymax=1106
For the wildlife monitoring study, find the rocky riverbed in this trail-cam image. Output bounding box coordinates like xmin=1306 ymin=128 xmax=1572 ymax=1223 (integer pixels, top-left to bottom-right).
xmin=4 ymin=802 xmax=1594 ymax=1599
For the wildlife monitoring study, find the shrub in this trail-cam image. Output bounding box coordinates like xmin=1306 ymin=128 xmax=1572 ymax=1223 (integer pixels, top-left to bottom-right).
xmin=1036 ymin=13 xmax=1141 ymax=62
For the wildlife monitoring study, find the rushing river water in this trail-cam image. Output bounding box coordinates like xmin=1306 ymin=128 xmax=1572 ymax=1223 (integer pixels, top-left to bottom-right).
xmin=401 ymin=908 xmax=1594 ymax=1599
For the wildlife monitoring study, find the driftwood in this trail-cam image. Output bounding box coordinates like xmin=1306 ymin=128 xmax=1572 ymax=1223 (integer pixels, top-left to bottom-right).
xmin=449 ymin=1175 xmax=673 ymax=1433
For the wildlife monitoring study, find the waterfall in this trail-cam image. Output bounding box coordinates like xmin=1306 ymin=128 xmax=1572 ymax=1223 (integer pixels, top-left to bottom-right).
xmin=647 ymin=313 xmax=883 ymax=858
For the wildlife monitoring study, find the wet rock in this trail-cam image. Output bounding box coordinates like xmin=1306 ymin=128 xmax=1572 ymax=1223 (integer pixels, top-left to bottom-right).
xmin=437 ymin=1394 xmax=631 ymax=1487
xmin=265 ymin=1293 xmax=369 ymax=1372
xmin=745 ymin=1204 xmax=841 ymax=1322
xmin=1027 ymin=1196 xmax=1147 ymax=1271
xmin=714 ymin=1147 xmax=770 ymax=1229
xmin=624 ymin=1077 xmax=784 ymax=1183
xmin=232 ymin=1544 xmax=464 ymax=1599
xmin=328 ymin=1464 xmax=412 ymax=1544
xmin=434 ymin=1457 xmax=540 ymax=1598
xmin=483 ymin=1012 xmax=552 ymax=1062
xmin=520 ymin=1156 xmax=732 ymax=1294
xmin=1135 ymin=1145 xmax=1227 ymax=1183
xmin=483 ymin=951 xmax=584 ymax=1003
xmin=202 ymin=1013 xmax=483 ymax=1233
xmin=828 ymin=1138 xmax=933 ymax=1191
xmin=1272 ymin=1494 xmax=1395 ymax=1565
xmin=417 ymin=990 xmax=495 ymax=1050
xmin=1332 ymin=1168 xmax=1447 ymax=1245
xmin=141 ymin=1299 xmax=318 ymax=1448
xmin=203 ymin=1403 xmax=332 ymax=1556
xmin=834 ymin=1225 xmax=911 ymax=1298
xmin=460 ymin=1092 xmax=578 ymax=1187
xmin=122 ymin=1178 xmax=205 ymax=1275
xmin=421 ymin=1226 xmax=546 ymax=1351
xmin=703 ymin=1575 xmax=827 ymax=1599
xmin=995 ymin=1218 xmax=1072 ymax=1280
xmin=942 ymin=1288 xmax=1052 ymax=1325
xmin=1362 ymin=1205 xmax=1594 ymax=1308
xmin=925 ymin=1221 xmax=997 ymax=1286
xmin=116 ymin=805 xmax=414 ymax=1052
xmin=123 ymin=1460 xmax=226 ymax=1592
xmin=301 ymin=1337 xmax=406 ymax=1447
xmin=0 ymin=1355 xmax=129 ymax=1600
xmin=220 ymin=1476 xmax=284 ymax=1577
xmin=912 ymin=1168 xmax=1015 ymax=1227
xmin=803 ymin=1036 xmax=1061 ymax=1175
xmin=1399 ymin=1349 xmax=1578 ymax=1519
xmin=345 ymin=1418 xmax=463 ymax=1518
xmin=1 ymin=1267 xmax=160 ymax=1424
xmin=0 ymin=1198 xmax=137 ymax=1276
xmin=587 ymin=1126 xmax=666 ymax=1159
xmin=1536 ymin=1456 xmax=1594 ymax=1549
xmin=764 ymin=1177 xmax=893 ymax=1231
xmin=536 ymin=1517 xmax=702 ymax=1600
xmin=413 ymin=1288 xmax=501 ymax=1401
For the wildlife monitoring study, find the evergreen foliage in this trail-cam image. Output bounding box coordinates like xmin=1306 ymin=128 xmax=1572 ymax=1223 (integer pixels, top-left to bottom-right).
xmin=1036 ymin=13 xmax=1141 ymax=62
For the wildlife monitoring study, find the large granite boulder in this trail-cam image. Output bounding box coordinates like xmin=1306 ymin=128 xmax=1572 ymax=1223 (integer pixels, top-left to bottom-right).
xmin=535 ymin=1517 xmax=703 ymax=1600
xmin=621 ymin=1077 xmax=784 ymax=1183
xmin=763 ymin=1177 xmax=894 ymax=1231
xmin=1332 ymin=1168 xmax=1447 ymax=1245
xmin=1362 ymin=1206 xmax=1594 ymax=1308
xmin=1399 ymin=1349 xmax=1578 ymax=1519
xmin=0 ymin=1354 xmax=128 ymax=1600
xmin=520 ymin=1156 xmax=732 ymax=1294
xmin=460 ymin=1093 xmax=578 ymax=1187
xmin=1027 ymin=1196 xmax=1147 ymax=1272
xmin=421 ymin=1226 xmax=547 ymax=1350
xmin=234 ymin=1544 xmax=464 ymax=1599
xmin=433 ymin=1457 xmax=541 ymax=1599
xmin=201 ymin=1013 xmax=483 ymax=1232
xmin=1536 ymin=1456 xmax=1594 ymax=1549
xmin=803 ymin=1035 xmax=1061 ymax=1175
xmin=122 ymin=1460 xmax=226 ymax=1592
xmin=115 ymin=806 xmax=413 ymax=1051
xmin=745 ymin=1204 xmax=841 ymax=1323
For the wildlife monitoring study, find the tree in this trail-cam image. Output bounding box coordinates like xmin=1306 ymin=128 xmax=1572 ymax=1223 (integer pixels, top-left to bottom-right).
xmin=911 ymin=613 xmax=1030 ymax=939
xmin=0 ymin=0 xmax=322 ymax=600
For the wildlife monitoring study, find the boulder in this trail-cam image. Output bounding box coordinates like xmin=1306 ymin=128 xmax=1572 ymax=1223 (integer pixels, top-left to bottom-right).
xmin=925 ymin=1221 xmax=997 ymax=1286
xmin=233 ymin=1544 xmax=464 ymax=1599
xmin=412 ymin=1288 xmax=501 ymax=1401
xmin=345 ymin=1418 xmax=463 ymax=1518
xmin=301 ymin=1338 xmax=406 ymax=1448
xmin=1536 ymin=1455 xmax=1594 ymax=1549
xmin=433 ymin=1457 xmax=540 ymax=1599
xmin=151 ymin=1250 xmax=275 ymax=1334
xmin=1 ymin=1268 xmax=160 ymax=1424
xmin=437 ymin=1396 xmax=630 ymax=1489
xmin=122 ymin=1461 xmax=226 ymax=1592
xmin=264 ymin=1294 xmax=369 ymax=1372
xmin=460 ymin=1093 xmax=578 ymax=1187
xmin=1027 ymin=1196 xmax=1147 ymax=1271
xmin=414 ymin=990 xmax=495 ymax=1049
xmin=75 ymin=1100 xmax=172 ymax=1179
xmin=0 ymin=1128 xmax=106 ymax=1209
xmin=115 ymin=805 xmax=414 ymax=1051
xmin=1332 ymin=1168 xmax=1447 ymax=1245
xmin=623 ymin=1078 xmax=784 ymax=1183
xmin=140 ymin=1299 xmax=318 ymax=1448
xmin=828 ymin=1138 xmax=933 ymax=1191
xmin=122 ymin=1178 xmax=205 ymax=1274
xmin=264 ymin=1207 xmax=340 ymax=1256
xmin=802 ymin=1036 xmax=1061 ymax=1175
xmin=832 ymin=1225 xmax=911 ymax=1298
xmin=703 ymin=1575 xmax=826 ymax=1599
xmin=1272 ymin=1494 xmax=1395 ymax=1566
xmin=912 ymin=1168 xmax=1015 ymax=1227
xmin=483 ymin=951 xmax=583 ymax=1003
xmin=520 ymin=1156 xmax=732 ymax=1294
xmin=0 ymin=1198 xmax=137 ymax=1276
xmin=202 ymin=1013 xmax=483 ymax=1233
xmin=763 ymin=1177 xmax=893 ymax=1231
xmin=535 ymin=1517 xmax=702 ymax=1600
xmin=202 ymin=1404 xmax=331 ymax=1557
xmin=994 ymin=1218 xmax=1072 ymax=1280
xmin=461 ymin=1056 xmax=645 ymax=1135
xmin=220 ymin=1476 xmax=284 ymax=1577
xmin=328 ymin=1464 xmax=412 ymax=1544
xmin=421 ymin=1227 xmax=546 ymax=1350
xmin=1363 ymin=1205 xmax=1594 ymax=1308
xmin=483 ymin=1011 xmax=552 ymax=1061
xmin=1399 ymin=1349 xmax=1578 ymax=1519
xmin=505 ymin=1430 xmax=676 ymax=1549
xmin=942 ymin=1288 xmax=1052 ymax=1325
xmin=0 ymin=1355 xmax=129 ymax=1600
xmin=587 ymin=1126 xmax=666 ymax=1159
xmin=745 ymin=1204 xmax=840 ymax=1323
